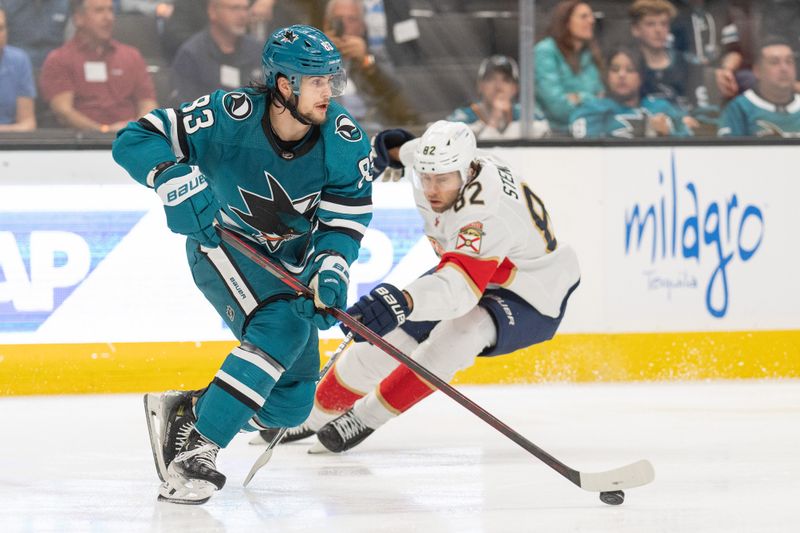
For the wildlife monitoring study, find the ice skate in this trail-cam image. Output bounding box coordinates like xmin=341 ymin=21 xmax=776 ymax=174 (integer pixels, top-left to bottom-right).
xmin=144 ymin=390 xmax=198 ymax=482
xmin=158 ymin=428 xmax=226 ymax=505
xmin=249 ymin=423 xmax=316 ymax=445
xmin=313 ymin=409 xmax=374 ymax=453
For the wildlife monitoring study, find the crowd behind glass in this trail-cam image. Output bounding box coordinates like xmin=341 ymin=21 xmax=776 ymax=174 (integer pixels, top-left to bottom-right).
xmin=0 ymin=0 xmax=798 ymax=140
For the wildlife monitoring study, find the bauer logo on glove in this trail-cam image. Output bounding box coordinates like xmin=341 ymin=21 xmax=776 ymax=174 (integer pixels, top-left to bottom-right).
xmin=373 ymin=285 xmax=407 ymax=325
xmin=343 ymin=283 xmax=412 ymax=341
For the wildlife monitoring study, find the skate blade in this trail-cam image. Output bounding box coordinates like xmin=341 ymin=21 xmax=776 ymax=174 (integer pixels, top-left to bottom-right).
xmin=307 ymin=439 xmax=331 ymax=454
xmin=157 ymin=476 xmax=216 ymax=505
xmin=144 ymin=393 xmax=168 ymax=482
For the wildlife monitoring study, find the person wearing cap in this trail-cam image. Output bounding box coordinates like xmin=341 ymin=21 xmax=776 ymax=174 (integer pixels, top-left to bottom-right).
xmin=448 ymin=54 xmax=550 ymax=139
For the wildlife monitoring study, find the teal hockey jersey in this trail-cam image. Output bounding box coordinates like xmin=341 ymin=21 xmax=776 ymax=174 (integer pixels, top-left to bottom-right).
xmin=569 ymin=96 xmax=691 ymax=139
xmin=112 ymin=89 xmax=373 ymax=272
xmin=718 ymin=89 xmax=800 ymax=138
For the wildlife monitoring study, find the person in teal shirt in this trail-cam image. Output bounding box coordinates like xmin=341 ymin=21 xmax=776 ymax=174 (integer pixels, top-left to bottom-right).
xmin=113 ymin=25 xmax=373 ymax=505
xmin=570 ymin=47 xmax=692 ymax=138
xmin=718 ymin=38 xmax=800 ymax=138
xmin=534 ymin=0 xmax=605 ymax=132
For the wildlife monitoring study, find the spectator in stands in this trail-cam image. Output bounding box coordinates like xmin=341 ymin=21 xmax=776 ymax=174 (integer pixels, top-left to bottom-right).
xmin=448 ymin=55 xmax=549 ymax=139
xmin=719 ymin=1 xmax=800 ymax=98
xmin=629 ymin=0 xmax=689 ymax=108
xmin=670 ymin=0 xmax=725 ymax=66
xmin=160 ymin=0 xmax=277 ymax=61
xmin=0 ymin=0 xmax=70 ymax=69
xmin=169 ymin=0 xmax=262 ymax=105
xmin=534 ymin=0 xmax=605 ymax=133
xmin=718 ymin=37 xmax=800 ymax=137
xmin=322 ymin=0 xmax=417 ymax=129
xmin=570 ymin=47 xmax=692 ymax=138
xmin=39 ymin=0 xmax=157 ymax=132
xmin=0 ymin=6 xmax=36 ymax=131
xmin=669 ymin=0 xmax=743 ymax=107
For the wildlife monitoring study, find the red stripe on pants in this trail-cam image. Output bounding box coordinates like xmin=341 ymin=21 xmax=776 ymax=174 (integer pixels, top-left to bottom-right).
xmin=378 ymin=365 xmax=436 ymax=414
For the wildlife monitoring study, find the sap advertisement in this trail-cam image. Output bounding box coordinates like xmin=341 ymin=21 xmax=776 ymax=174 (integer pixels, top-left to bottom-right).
xmin=1 ymin=146 xmax=798 ymax=344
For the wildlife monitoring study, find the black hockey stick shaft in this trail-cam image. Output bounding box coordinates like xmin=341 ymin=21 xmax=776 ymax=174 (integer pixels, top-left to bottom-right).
xmin=218 ymin=227 xmax=582 ymax=487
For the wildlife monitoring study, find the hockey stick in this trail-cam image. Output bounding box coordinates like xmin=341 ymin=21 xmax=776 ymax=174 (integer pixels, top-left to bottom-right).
xmin=218 ymin=227 xmax=655 ymax=496
xmin=243 ymin=332 xmax=353 ymax=487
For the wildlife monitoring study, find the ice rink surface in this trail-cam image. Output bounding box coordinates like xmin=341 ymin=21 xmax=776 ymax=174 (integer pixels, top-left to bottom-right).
xmin=1 ymin=380 xmax=798 ymax=533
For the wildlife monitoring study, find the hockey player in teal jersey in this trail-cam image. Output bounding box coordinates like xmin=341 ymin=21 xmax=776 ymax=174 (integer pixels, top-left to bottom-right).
xmin=570 ymin=47 xmax=692 ymax=139
xmin=112 ymin=25 xmax=373 ymax=504
xmin=718 ymin=38 xmax=800 ymax=138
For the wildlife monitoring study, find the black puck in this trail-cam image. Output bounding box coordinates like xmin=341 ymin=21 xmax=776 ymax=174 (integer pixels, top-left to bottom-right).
xmin=599 ymin=490 xmax=625 ymax=506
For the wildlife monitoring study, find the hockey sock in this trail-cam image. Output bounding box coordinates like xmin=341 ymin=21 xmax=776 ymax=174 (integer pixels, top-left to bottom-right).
xmin=354 ymin=365 xmax=435 ymax=429
xmin=195 ymin=343 xmax=285 ymax=447
xmin=308 ymin=366 xmax=367 ymax=429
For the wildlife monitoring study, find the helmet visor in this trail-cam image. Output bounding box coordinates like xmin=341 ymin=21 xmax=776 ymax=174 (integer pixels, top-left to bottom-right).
xmin=410 ymin=168 xmax=464 ymax=195
xmin=300 ymin=69 xmax=348 ymax=97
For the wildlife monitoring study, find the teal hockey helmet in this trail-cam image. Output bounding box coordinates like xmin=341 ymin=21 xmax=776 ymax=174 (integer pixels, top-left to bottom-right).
xmin=262 ymin=25 xmax=346 ymax=96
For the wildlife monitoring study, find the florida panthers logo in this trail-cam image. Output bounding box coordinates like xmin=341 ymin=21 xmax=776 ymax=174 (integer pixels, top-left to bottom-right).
xmin=230 ymin=172 xmax=319 ymax=252
xmin=335 ymin=114 xmax=362 ymax=142
xmin=455 ymin=221 xmax=485 ymax=254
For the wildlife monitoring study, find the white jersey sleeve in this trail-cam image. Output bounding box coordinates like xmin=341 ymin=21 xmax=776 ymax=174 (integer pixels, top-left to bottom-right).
xmin=405 ymin=155 xmax=580 ymax=321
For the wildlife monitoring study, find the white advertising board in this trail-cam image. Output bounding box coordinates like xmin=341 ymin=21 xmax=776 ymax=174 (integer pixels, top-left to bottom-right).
xmin=1 ymin=146 xmax=797 ymax=345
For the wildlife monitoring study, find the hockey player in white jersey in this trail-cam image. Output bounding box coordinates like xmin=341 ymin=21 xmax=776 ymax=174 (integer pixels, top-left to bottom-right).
xmin=256 ymin=120 xmax=581 ymax=452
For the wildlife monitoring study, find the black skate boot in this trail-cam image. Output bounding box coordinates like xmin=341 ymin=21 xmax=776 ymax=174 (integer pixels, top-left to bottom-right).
xmin=254 ymin=423 xmax=316 ymax=445
xmin=159 ymin=428 xmax=226 ymax=505
xmin=281 ymin=423 xmax=316 ymax=443
xmin=315 ymin=409 xmax=374 ymax=453
xmin=144 ymin=389 xmax=201 ymax=482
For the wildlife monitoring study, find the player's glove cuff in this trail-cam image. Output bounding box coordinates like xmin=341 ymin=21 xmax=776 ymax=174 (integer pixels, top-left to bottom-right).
xmin=154 ymin=163 xmax=209 ymax=206
xmin=371 ymin=129 xmax=415 ymax=181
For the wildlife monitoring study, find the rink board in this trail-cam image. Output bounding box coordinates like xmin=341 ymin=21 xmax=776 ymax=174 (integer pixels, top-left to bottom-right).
xmin=2 ymin=331 xmax=800 ymax=395
xmin=1 ymin=147 xmax=799 ymax=394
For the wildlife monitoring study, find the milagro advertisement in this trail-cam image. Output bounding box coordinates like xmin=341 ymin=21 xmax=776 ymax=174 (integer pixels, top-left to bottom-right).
xmin=1 ymin=146 xmax=798 ymax=346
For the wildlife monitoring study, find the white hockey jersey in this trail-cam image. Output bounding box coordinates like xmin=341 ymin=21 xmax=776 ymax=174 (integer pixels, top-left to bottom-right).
xmin=404 ymin=154 xmax=580 ymax=321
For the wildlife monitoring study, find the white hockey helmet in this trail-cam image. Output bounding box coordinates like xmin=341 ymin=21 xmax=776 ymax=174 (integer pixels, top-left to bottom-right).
xmin=400 ymin=120 xmax=477 ymax=187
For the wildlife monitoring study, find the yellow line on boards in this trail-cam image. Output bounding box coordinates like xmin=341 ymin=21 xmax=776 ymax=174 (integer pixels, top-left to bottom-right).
xmin=1 ymin=330 xmax=798 ymax=396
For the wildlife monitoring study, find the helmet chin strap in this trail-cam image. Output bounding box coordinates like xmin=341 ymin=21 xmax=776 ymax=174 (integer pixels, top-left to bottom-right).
xmin=270 ymin=88 xmax=314 ymax=127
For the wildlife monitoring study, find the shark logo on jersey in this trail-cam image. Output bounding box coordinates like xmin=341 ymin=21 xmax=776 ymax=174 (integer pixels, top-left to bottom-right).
xmin=335 ymin=114 xmax=362 ymax=142
xmin=230 ymin=172 xmax=320 ymax=253
xmin=223 ymin=92 xmax=253 ymax=121
xmin=280 ymin=29 xmax=299 ymax=43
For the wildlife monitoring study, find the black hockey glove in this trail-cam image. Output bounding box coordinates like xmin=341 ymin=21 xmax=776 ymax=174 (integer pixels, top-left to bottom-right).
xmin=341 ymin=283 xmax=412 ymax=342
xmin=371 ymin=128 xmax=415 ymax=181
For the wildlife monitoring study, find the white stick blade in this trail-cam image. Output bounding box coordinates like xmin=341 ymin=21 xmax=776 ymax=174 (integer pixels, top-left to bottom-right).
xmin=579 ymin=459 xmax=655 ymax=491
xmin=242 ymin=449 xmax=273 ymax=487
